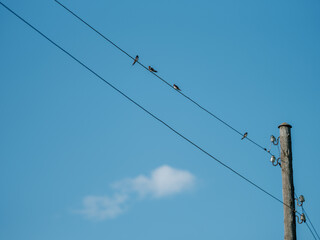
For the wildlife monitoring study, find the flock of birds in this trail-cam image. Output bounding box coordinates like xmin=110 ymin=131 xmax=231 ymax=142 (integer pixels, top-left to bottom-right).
xmin=132 ymin=55 xmax=248 ymax=141
xmin=132 ymin=55 xmax=181 ymax=91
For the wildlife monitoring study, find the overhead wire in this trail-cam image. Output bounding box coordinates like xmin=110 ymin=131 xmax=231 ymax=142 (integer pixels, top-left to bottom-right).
xmin=0 ymin=1 xmax=300 ymax=216
xmin=54 ymin=0 xmax=273 ymax=157
xmin=306 ymin=221 xmax=318 ymax=240
xmin=303 ymin=207 xmax=320 ymax=240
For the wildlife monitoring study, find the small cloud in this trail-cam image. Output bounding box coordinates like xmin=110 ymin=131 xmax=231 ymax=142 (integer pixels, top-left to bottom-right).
xmin=76 ymin=165 xmax=195 ymax=220
xmin=76 ymin=194 xmax=127 ymax=220
xmin=116 ymin=165 xmax=195 ymax=198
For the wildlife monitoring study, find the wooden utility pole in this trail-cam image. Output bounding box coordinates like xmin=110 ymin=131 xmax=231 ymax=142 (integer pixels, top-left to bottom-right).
xmin=278 ymin=123 xmax=296 ymax=240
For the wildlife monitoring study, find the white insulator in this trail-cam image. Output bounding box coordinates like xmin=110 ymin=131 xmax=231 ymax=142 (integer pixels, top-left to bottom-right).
xmin=270 ymin=155 xmax=276 ymax=163
xmin=299 ymin=195 xmax=305 ymax=203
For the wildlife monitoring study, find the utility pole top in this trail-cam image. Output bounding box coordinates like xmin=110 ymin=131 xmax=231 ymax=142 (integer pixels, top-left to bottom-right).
xmin=278 ymin=122 xmax=292 ymax=129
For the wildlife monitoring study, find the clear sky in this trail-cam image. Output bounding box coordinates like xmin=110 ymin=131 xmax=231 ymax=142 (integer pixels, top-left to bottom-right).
xmin=1 ymin=0 xmax=320 ymax=239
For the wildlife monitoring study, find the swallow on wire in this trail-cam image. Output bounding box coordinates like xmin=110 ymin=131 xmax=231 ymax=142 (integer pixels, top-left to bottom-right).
xmin=241 ymin=132 xmax=248 ymax=140
xmin=173 ymin=84 xmax=181 ymax=91
xmin=148 ymin=66 xmax=157 ymax=73
xmin=132 ymin=55 xmax=139 ymax=65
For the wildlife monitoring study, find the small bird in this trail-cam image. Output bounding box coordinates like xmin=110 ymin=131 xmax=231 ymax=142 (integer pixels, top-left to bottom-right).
xmin=173 ymin=84 xmax=181 ymax=91
xmin=148 ymin=66 xmax=157 ymax=73
xmin=132 ymin=55 xmax=139 ymax=65
xmin=241 ymin=132 xmax=248 ymax=140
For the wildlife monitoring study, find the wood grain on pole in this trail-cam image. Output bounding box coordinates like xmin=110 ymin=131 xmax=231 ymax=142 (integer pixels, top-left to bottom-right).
xmin=278 ymin=123 xmax=296 ymax=240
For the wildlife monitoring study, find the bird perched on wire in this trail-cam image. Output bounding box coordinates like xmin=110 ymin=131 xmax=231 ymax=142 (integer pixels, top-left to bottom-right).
xmin=173 ymin=84 xmax=181 ymax=91
xmin=241 ymin=132 xmax=248 ymax=140
xmin=148 ymin=66 xmax=157 ymax=73
xmin=132 ymin=55 xmax=139 ymax=65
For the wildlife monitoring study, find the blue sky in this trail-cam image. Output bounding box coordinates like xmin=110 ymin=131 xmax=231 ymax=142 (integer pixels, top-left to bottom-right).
xmin=1 ymin=0 xmax=320 ymax=239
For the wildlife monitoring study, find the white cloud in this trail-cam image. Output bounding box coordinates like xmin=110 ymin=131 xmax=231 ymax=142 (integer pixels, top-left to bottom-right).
xmin=116 ymin=165 xmax=195 ymax=198
xmin=76 ymin=194 xmax=127 ymax=220
xmin=77 ymin=165 xmax=195 ymax=220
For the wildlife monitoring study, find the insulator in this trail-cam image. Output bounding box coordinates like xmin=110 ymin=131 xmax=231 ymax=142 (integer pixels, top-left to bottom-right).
xmin=270 ymin=135 xmax=279 ymax=145
xmin=299 ymin=195 xmax=305 ymax=203
xmin=271 ymin=155 xmax=276 ymax=163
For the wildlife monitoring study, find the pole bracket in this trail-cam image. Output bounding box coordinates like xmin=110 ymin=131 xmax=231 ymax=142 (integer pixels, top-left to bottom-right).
xmin=296 ymin=213 xmax=306 ymax=224
xmin=270 ymin=155 xmax=281 ymax=167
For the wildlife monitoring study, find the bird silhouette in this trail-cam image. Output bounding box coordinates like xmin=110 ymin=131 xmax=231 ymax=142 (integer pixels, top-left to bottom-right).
xmin=132 ymin=55 xmax=139 ymax=65
xmin=241 ymin=132 xmax=248 ymax=140
xmin=148 ymin=66 xmax=157 ymax=73
xmin=173 ymin=84 xmax=181 ymax=91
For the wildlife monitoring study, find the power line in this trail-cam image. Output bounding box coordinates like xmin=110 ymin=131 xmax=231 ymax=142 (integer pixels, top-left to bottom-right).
xmin=303 ymin=206 xmax=320 ymax=240
xmin=306 ymin=221 xmax=318 ymax=240
xmin=54 ymin=0 xmax=274 ymax=157
xmin=0 ymin=1 xmax=299 ymax=216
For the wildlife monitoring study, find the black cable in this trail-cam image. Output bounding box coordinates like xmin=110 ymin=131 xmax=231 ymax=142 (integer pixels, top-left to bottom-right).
xmin=54 ymin=0 xmax=273 ymax=156
xmin=0 ymin=1 xmax=298 ymax=216
xmin=303 ymin=206 xmax=320 ymax=240
xmin=306 ymin=221 xmax=318 ymax=240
